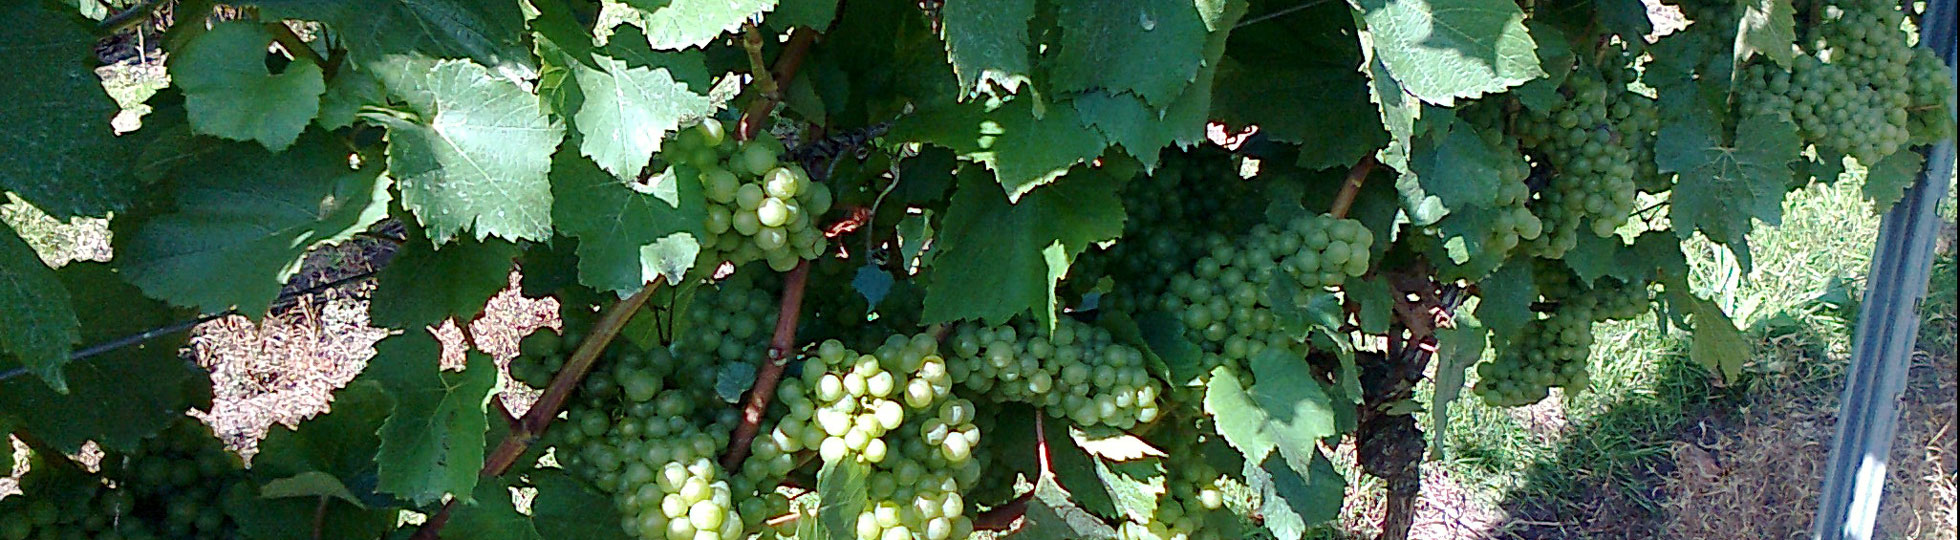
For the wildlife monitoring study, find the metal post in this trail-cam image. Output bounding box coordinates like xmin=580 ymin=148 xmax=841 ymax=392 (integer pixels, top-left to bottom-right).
xmin=1811 ymin=0 xmax=1957 ymax=537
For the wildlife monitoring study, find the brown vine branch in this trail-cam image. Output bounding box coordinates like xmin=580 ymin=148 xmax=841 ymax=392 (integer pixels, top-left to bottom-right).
xmin=411 ymin=281 xmax=663 ymax=540
xmin=735 ymin=28 xmax=818 ymax=141
xmin=1329 ymin=156 xmax=1377 ymax=220
xmin=721 ymin=261 xmax=812 ymax=471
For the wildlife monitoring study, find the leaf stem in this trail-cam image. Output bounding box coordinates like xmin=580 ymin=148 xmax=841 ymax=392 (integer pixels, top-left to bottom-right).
xmin=735 ymin=28 xmax=818 ymax=141
xmin=720 ymin=261 xmax=811 ymax=471
xmin=1329 ymin=156 xmax=1377 ymax=219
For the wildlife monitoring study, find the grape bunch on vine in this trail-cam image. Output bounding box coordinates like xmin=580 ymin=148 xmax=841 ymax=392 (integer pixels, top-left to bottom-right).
xmin=0 ymin=0 xmax=1951 ymax=538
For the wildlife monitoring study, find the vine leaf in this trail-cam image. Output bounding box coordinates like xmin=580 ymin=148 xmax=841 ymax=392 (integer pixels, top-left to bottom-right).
xmin=1044 ymin=417 xmax=1118 ymax=518
xmin=598 ymin=0 xmax=776 ymax=51
xmin=1135 ymin=312 xmax=1203 ymax=385
xmin=921 ymin=167 xmax=1124 ymax=328
xmin=1071 ymin=426 xmax=1167 ymax=461
xmin=251 ymin=380 xmax=396 ymax=510
xmin=1049 ymin=0 xmax=1209 ymax=108
xmin=1214 ymin=62 xmax=1385 ymax=171
xmin=1734 ymin=0 xmax=1796 ymax=68
xmin=1350 ymin=0 xmax=1544 ymax=106
xmin=117 ymin=132 xmax=392 ymax=316
xmin=254 ymin=0 xmax=537 ymax=82
xmin=369 ymin=227 xmax=519 ymax=330
xmin=226 ymin=484 xmax=397 ymax=539
xmin=535 ymin=1 xmax=716 ymax=179
xmin=366 ymin=331 xmax=500 ymax=506
xmin=893 ymin=96 xmax=1109 ymax=201
xmin=1012 ymin=475 xmax=1119 ymax=539
xmin=1474 ymin=259 xmax=1536 ymax=342
xmin=317 ymin=67 xmax=385 ymax=131
xmin=1204 ymin=350 xmax=1338 ymax=467
xmin=549 ymin=150 xmax=708 ymax=295
xmin=0 ymin=0 xmax=137 ymax=218
xmin=0 ymin=225 xmax=78 ymax=392
xmin=1406 ymin=116 xmax=1510 ymax=211
xmin=1658 ymin=112 xmax=1798 ymax=269
xmin=940 ymin=0 xmax=1036 ymax=97
xmin=1264 ymin=277 xmax=1343 ymax=340
xmin=445 ymin=478 xmax=545 ymax=540
xmin=799 ymin=458 xmax=870 ymax=540
xmin=1356 ymin=35 xmax=1419 ymax=171
xmin=1678 ymin=291 xmax=1748 ymax=383
xmin=0 ymin=263 xmax=210 ymax=453
xmin=1427 ymin=313 xmax=1486 ymax=459
xmin=532 ymin=470 xmax=635 ymax=540
xmin=373 ymin=58 xmax=564 ymax=245
xmin=1345 ymin=276 xmax=1396 ymax=334
xmin=1861 ymin=149 xmax=1924 ymax=213
xmin=766 ymin=0 xmax=837 ymax=30
xmin=1246 ymin=448 xmax=1345 ymax=537
xmin=169 ymin=21 xmax=325 ymax=151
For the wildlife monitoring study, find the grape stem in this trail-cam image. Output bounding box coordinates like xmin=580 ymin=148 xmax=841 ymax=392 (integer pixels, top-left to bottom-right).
xmin=1329 ymin=156 xmax=1377 ymax=220
xmin=410 ymin=281 xmax=663 ymax=540
xmin=735 ymin=28 xmax=818 ymax=141
xmin=721 ymin=260 xmax=812 ymax=471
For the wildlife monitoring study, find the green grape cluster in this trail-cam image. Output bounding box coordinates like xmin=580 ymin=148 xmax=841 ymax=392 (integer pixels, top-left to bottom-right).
xmin=774 ymin=336 xmax=981 ymax=540
xmin=1471 ymin=302 xmax=1594 ymax=407
xmin=1736 ymin=0 xmax=1950 ymax=165
xmin=1156 ymin=212 xmax=1374 ymax=372
xmin=1115 ymin=459 xmax=1228 ymax=540
xmin=0 ymin=458 xmax=149 ymax=540
xmin=945 ymin=317 xmax=1162 ymax=429
xmin=1092 ymin=149 xmax=1250 ymax=309
xmin=97 ymin=419 xmax=247 ymax=539
xmin=549 ymin=334 xmax=794 ymax=540
xmin=509 ymin=311 xmax=589 ymax=388
xmin=1515 ymin=69 xmax=1639 ymax=257
xmin=1587 ymin=277 xmax=1654 ymax=322
xmin=673 ymin=278 xmax=780 ymax=369
xmin=664 ymin=120 xmax=835 ymax=272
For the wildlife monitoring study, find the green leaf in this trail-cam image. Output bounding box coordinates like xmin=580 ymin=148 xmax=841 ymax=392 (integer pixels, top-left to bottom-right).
xmin=598 ymin=0 xmax=777 ymax=51
xmin=921 ymin=167 xmax=1124 ymax=327
xmin=0 ymin=224 xmax=78 ymax=392
xmin=1203 ymin=349 xmax=1338 ymax=465
xmin=1246 ymin=448 xmax=1344 ymax=537
xmin=766 ymin=0 xmax=838 ymax=30
xmin=1357 ymin=40 xmax=1418 ymax=171
xmin=1012 ymin=475 xmax=1119 ymax=540
xmin=317 ymin=67 xmax=385 ymax=130
xmin=1351 ymin=0 xmax=1544 ymax=105
xmin=1264 ymin=277 xmax=1344 ymax=340
xmin=1136 ymin=311 xmax=1203 ymax=385
xmin=0 ymin=263 xmax=210 ymax=453
xmin=445 ymin=478 xmax=544 ymax=540
xmin=941 ymin=0 xmax=1036 ymax=96
xmin=1045 ymin=416 xmax=1119 ymax=518
xmin=893 ymin=95 xmax=1109 ymax=201
xmin=536 ymin=2 xmax=716 ymax=180
xmin=1049 ymin=0 xmax=1208 ymax=107
xmin=1474 ymin=259 xmax=1536 ymax=341
xmin=1070 ymin=425 xmax=1167 ymax=461
xmin=1345 ymin=275 xmax=1395 ymax=334
xmin=373 ymin=58 xmax=565 ymax=244
xmin=1406 ymin=116 xmax=1512 ymax=209
xmin=226 ymin=480 xmax=398 ymax=540
xmin=1511 ymin=22 xmax=1574 ymax=113
xmin=853 ymin=264 xmax=894 ymax=307
xmin=254 ymin=0 xmax=537 ymax=82
xmin=1679 ymin=291 xmax=1747 ymax=382
xmin=1427 ymin=313 xmax=1484 ymax=459
xmin=550 ymin=149 xmax=708 ymax=294
xmin=799 ymin=458 xmax=870 ymax=540
xmin=251 ymin=380 xmax=393 ymax=508
xmin=641 ymin=233 xmax=702 ymax=286
xmin=116 ymin=132 xmax=391 ymax=316
xmin=366 ymin=331 xmax=500 ymax=505
xmin=258 ymin=471 xmax=367 ymax=507
xmin=169 ymin=21 xmax=326 ymax=151
xmin=531 ymin=470 xmax=634 ymax=540
xmin=368 ymin=228 xmax=519 ymax=329
xmin=1734 ymin=0 xmax=1796 ymax=68
xmin=1658 ymin=112 xmax=1798 ymax=253
xmin=1215 ymin=60 xmax=1385 ymax=171
xmin=1862 ymin=150 xmax=1924 ymax=213
xmin=715 ymin=361 xmax=757 ymax=404
xmin=1093 ymin=456 xmax=1166 ymax=524
xmin=1070 ymin=91 xmax=1180 ymax=170
xmin=0 ymin=0 xmax=137 ymax=218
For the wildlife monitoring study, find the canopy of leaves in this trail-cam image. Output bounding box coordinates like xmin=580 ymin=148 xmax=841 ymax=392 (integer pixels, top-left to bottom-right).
xmin=0 ymin=226 xmax=78 ymax=391
xmin=922 ymin=167 xmax=1125 ymax=327
xmin=0 ymin=0 xmax=136 ymax=218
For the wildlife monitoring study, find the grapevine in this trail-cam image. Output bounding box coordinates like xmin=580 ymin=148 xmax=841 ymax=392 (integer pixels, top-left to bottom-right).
xmin=0 ymin=0 xmax=1952 ymax=540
